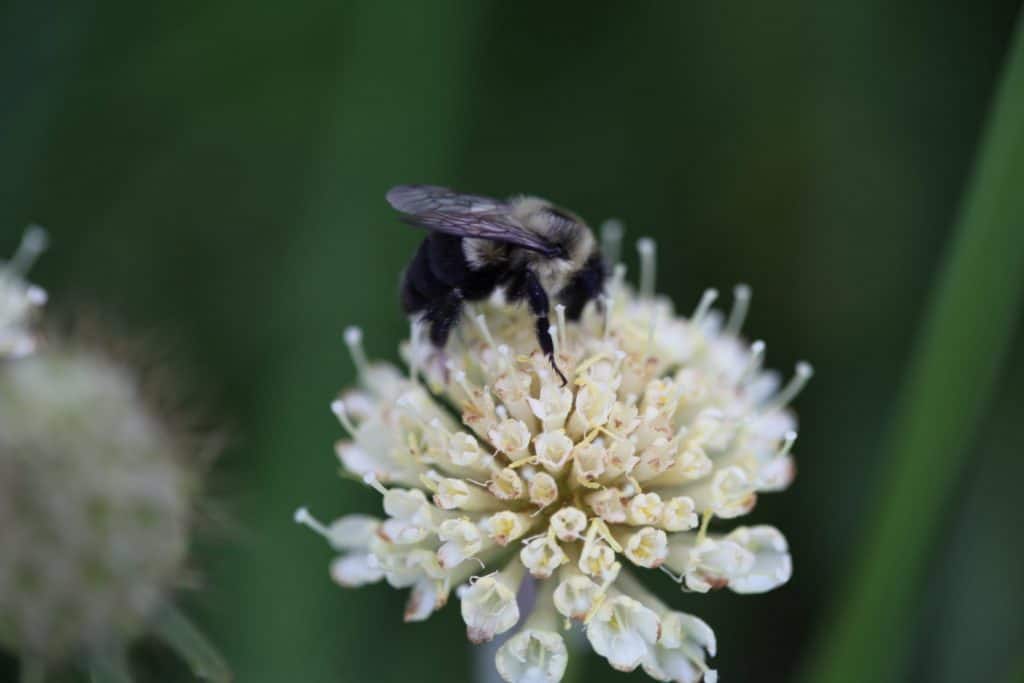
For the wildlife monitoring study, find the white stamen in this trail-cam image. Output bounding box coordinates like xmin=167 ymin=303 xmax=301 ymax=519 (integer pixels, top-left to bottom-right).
xmin=691 ymin=288 xmax=719 ymax=325
xmin=637 ymin=237 xmax=657 ymax=299
xmin=474 ymin=314 xmax=496 ymax=348
xmin=766 ymin=361 xmax=814 ymax=410
xmin=778 ymin=430 xmax=798 ymax=458
xmin=548 ymin=324 xmax=560 ymax=358
xmin=409 ymin=319 xmax=422 ymax=383
xmin=26 ymin=286 xmax=48 ymax=306
xmin=344 ymin=326 xmax=368 ymax=376
xmin=739 ymin=340 xmax=766 ymax=385
xmin=294 ymin=506 xmax=332 ymax=540
xmin=454 ymin=371 xmax=474 ymax=399
xmin=601 ymin=218 xmax=624 ymax=267
xmin=555 ymin=303 xmax=567 ymax=351
xmin=726 ymin=284 xmax=752 ymax=336
xmin=9 ymin=225 xmax=48 ymax=275
xmin=362 ymin=472 xmax=388 ymax=495
xmin=330 ymin=399 xmax=357 ymax=435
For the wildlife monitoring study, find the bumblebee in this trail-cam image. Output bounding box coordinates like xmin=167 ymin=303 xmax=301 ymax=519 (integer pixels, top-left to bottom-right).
xmin=387 ymin=185 xmax=605 ymax=384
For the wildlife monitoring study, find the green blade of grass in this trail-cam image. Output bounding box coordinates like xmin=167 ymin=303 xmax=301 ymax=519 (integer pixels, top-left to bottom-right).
xmin=801 ymin=12 xmax=1024 ymax=683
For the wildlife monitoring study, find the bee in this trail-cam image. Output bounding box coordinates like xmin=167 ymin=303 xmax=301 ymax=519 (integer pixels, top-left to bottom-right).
xmin=387 ymin=184 xmax=606 ymax=385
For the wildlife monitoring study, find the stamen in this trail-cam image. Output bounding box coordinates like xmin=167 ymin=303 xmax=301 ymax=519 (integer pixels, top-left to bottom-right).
xmin=637 ymin=237 xmax=657 ymax=299
xmin=691 ymin=288 xmax=719 ymax=325
xmin=409 ymin=319 xmax=422 ymax=384
xmin=555 ymin=304 xmax=567 ymax=351
xmin=362 ymin=472 xmax=388 ymax=495
xmin=697 ymin=510 xmax=714 ymax=543
xmin=293 ymin=506 xmax=331 ymax=539
xmin=453 ymin=371 xmax=475 ymax=400
xmin=474 ymin=314 xmax=496 ymax=348
xmin=766 ymin=361 xmax=814 ymax=410
xmin=330 ymin=399 xmax=357 ymax=435
xmin=26 ymin=286 xmax=48 ymax=306
xmin=726 ymin=283 xmax=752 ymax=336
xmin=600 ymin=218 xmax=624 ymax=267
xmin=343 ymin=326 xmax=368 ymax=377
xmin=575 ymin=352 xmax=610 ymax=377
xmin=646 ymin=307 xmax=658 ymax=354
xmin=738 ymin=340 xmax=766 ymax=385
xmin=548 ymin=324 xmax=560 ymax=358
xmin=778 ymin=430 xmax=798 ymax=458
xmin=9 ymin=225 xmax=48 ymax=275
xmin=659 ymin=565 xmax=685 ymax=584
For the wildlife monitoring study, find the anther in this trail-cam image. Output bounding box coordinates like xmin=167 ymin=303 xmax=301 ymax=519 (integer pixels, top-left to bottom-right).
xmin=600 ymin=218 xmax=624 ymax=268
xmin=344 ymin=326 xmax=368 ymax=377
xmin=726 ymin=284 xmax=752 ymax=336
xmin=636 ymin=237 xmax=657 ymax=299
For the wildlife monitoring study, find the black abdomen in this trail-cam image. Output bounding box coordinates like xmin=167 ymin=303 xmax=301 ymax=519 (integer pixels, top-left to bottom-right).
xmin=401 ymin=234 xmax=504 ymax=314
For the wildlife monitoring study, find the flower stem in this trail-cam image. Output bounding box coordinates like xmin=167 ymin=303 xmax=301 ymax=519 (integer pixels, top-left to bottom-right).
xmin=801 ymin=12 xmax=1024 ymax=683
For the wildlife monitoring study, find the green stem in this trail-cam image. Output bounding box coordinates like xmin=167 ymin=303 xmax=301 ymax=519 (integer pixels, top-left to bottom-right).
xmin=153 ymin=604 xmax=232 ymax=682
xmin=801 ymin=12 xmax=1024 ymax=683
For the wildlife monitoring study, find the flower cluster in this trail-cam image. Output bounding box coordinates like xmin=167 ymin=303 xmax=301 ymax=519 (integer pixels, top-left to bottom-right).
xmin=0 ymin=228 xmax=226 ymax=680
xmin=298 ymin=238 xmax=810 ymax=682
xmin=1 ymin=226 xmax=48 ymax=359
xmin=0 ymin=345 xmax=195 ymax=661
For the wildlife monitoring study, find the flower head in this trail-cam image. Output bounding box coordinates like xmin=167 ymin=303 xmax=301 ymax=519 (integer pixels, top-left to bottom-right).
xmin=1 ymin=226 xmax=48 ymax=359
xmin=298 ymin=233 xmax=810 ymax=681
xmin=0 ymin=342 xmax=197 ymax=663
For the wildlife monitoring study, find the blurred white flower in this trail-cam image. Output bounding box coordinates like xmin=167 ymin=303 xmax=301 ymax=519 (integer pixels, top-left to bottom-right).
xmin=298 ymin=235 xmax=810 ymax=681
xmin=0 ymin=343 xmax=194 ymax=662
xmin=0 ymin=226 xmax=48 ymax=359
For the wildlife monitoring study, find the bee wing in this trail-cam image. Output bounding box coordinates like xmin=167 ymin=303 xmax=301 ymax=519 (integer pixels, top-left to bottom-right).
xmin=386 ymin=184 xmax=560 ymax=256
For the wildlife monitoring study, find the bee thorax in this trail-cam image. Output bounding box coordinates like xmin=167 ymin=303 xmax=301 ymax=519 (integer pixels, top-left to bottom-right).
xmin=463 ymin=238 xmax=509 ymax=270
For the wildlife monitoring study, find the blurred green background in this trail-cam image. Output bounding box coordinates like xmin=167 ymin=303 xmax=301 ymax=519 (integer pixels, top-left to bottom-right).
xmin=2 ymin=1 xmax=1023 ymax=681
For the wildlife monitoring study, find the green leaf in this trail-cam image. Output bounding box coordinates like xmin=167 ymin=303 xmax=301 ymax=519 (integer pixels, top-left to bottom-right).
xmin=153 ymin=605 xmax=232 ymax=683
xmin=801 ymin=12 xmax=1024 ymax=683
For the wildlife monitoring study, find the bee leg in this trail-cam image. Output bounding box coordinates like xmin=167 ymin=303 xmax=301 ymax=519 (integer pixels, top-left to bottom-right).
xmin=521 ymin=269 xmax=568 ymax=387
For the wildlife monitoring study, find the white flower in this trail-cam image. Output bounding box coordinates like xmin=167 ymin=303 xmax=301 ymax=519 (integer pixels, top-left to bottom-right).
xmin=0 ymin=226 xmax=48 ymax=359
xmin=297 ymin=234 xmax=811 ymax=682
xmin=0 ymin=340 xmax=208 ymax=668
xmin=643 ymin=611 xmax=719 ymax=683
xmin=496 ymin=629 xmax=568 ymax=683
xmin=586 ymin=595 xmax=661 ymax=671
xmin=459 ymin=562 xmax=523 ymax=643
